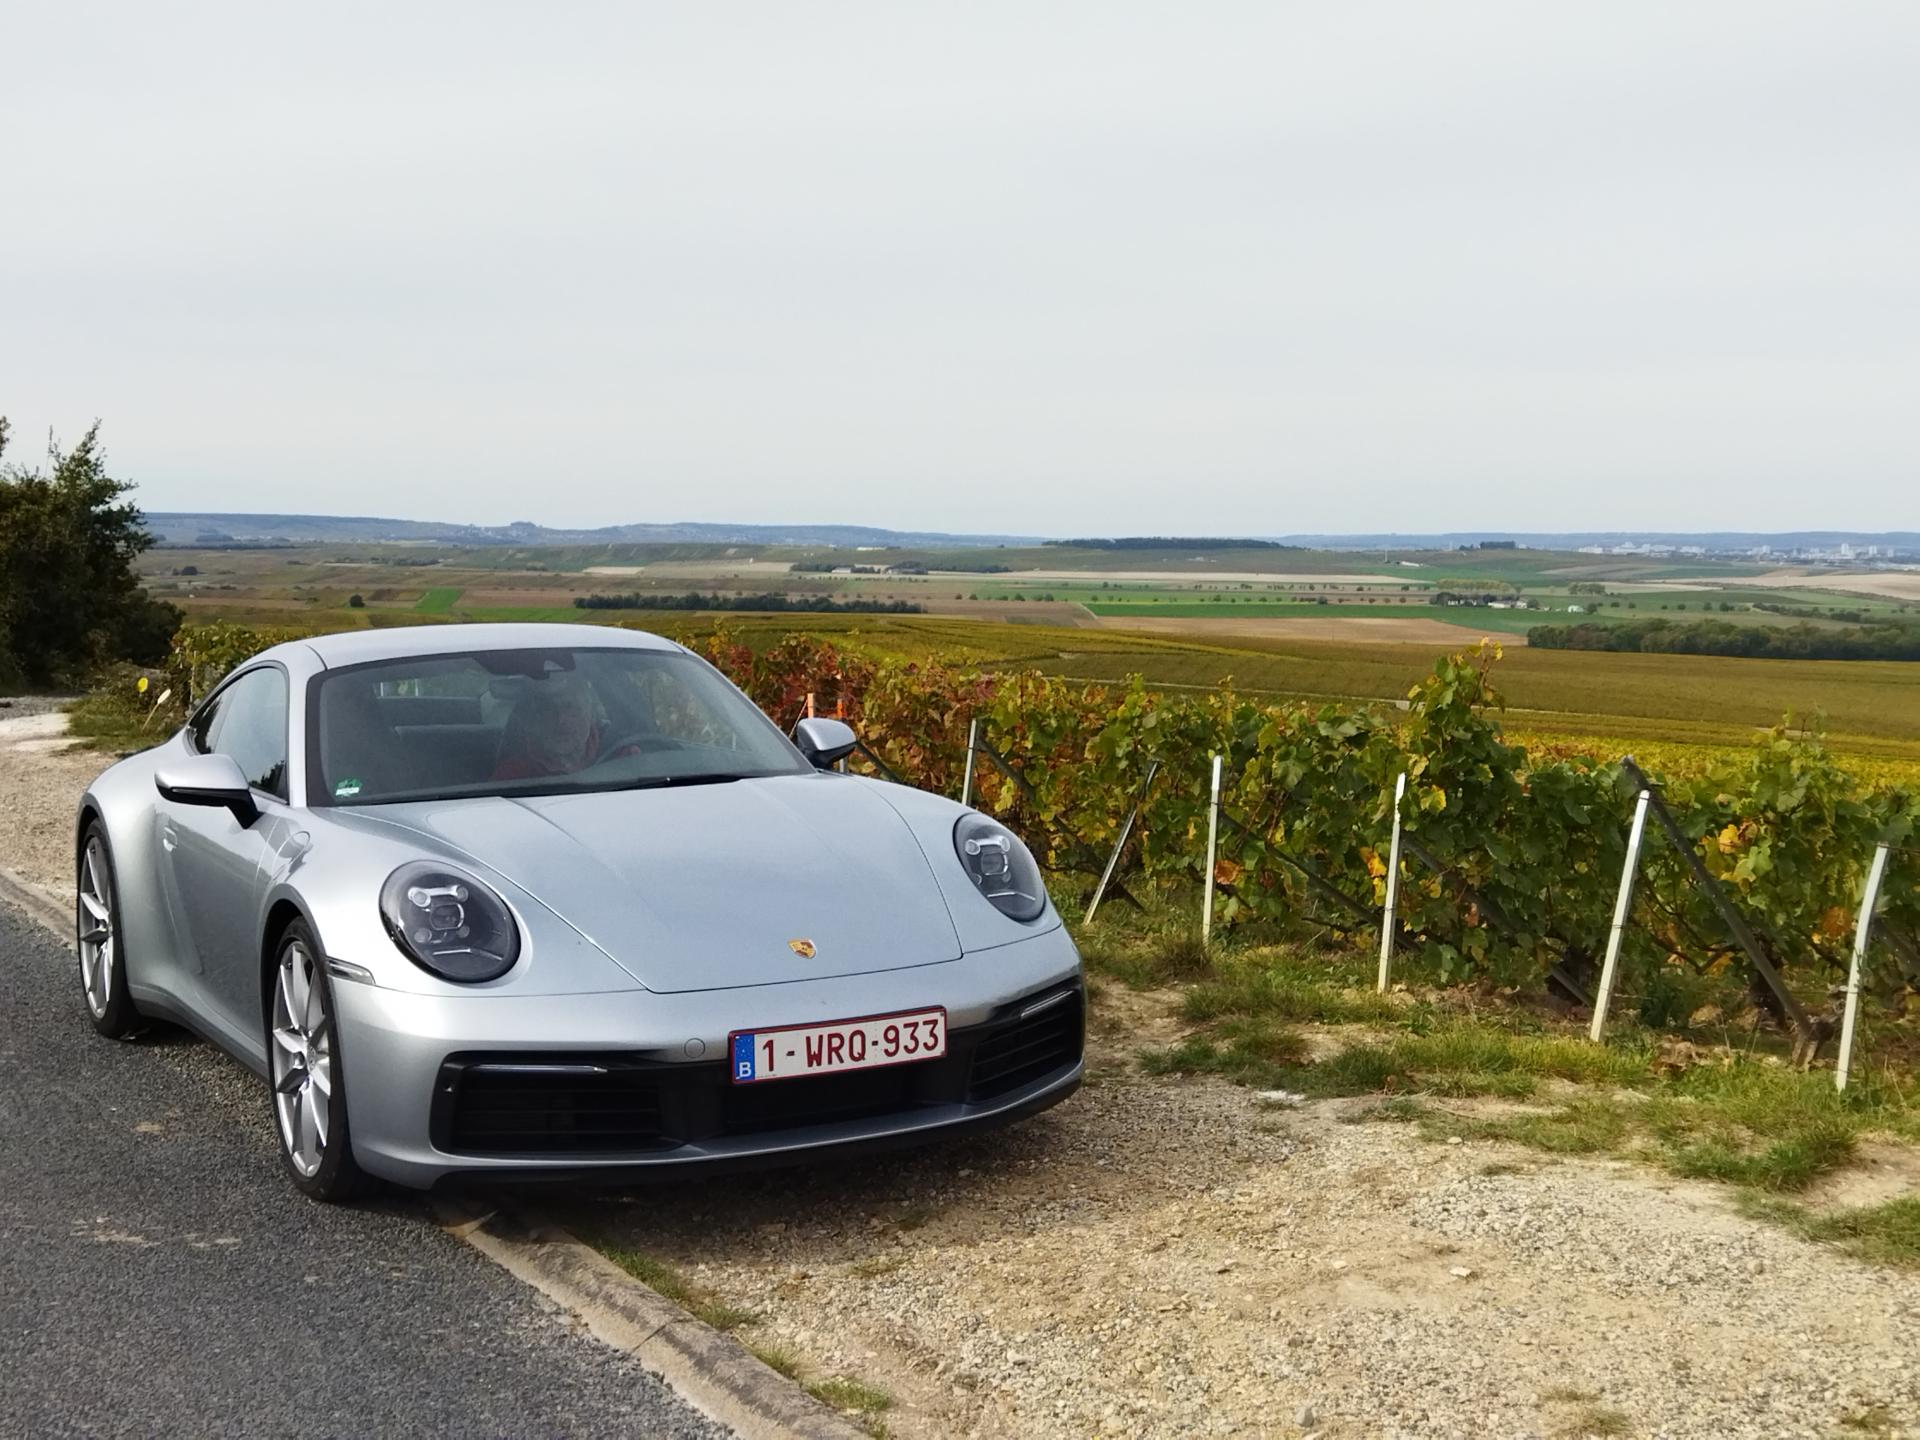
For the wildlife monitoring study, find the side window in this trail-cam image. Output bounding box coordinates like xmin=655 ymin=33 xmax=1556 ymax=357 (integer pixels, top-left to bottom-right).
xmin=201 ymin=668 xmax=290 ymax=799
xmin=188 ymin=689 xmax=227 ymax=753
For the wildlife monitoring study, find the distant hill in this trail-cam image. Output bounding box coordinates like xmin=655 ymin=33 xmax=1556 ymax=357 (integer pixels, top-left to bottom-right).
xmin=1272 ymin=531 xmax=1920 ymax=553
xmin=143 ymin=513 xmax=1920 ymax=558
xmin=144 ymin=514 xmax=1045 ymax=549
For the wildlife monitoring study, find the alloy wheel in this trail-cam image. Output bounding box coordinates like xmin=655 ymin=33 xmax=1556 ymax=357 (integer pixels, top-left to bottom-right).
xmin=270 ymin=941 xmax=333 ymax=1177
xmin=78 ymin=839 xmax=116 ymax=1019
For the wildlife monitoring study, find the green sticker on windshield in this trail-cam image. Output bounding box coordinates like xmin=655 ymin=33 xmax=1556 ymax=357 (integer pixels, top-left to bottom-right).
xmin=333 ymin=778 xmax=363 ymax=799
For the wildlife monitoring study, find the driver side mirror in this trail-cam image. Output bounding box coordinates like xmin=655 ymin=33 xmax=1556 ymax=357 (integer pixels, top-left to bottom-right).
xmin=155 ymin=752 xmax=260 ymax=825
xmin=793 ymin=717 xmax=858 ymax=770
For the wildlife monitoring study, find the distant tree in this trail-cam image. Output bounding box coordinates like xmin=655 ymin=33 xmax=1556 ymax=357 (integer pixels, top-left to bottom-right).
xmin=0 ymin=418 xmax=179 ymax=686
xmin=348 ymin=593 xmax=366 ymax=608
xmin=175 ymin=563 xmax=200 ymax=576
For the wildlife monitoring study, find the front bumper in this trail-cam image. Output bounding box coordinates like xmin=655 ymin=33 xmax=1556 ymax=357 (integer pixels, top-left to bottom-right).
xmin=330 ymin=931 xmax=1083 ymax=1189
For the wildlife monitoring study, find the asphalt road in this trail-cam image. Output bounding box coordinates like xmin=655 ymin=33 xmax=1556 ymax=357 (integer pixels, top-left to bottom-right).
xmin=0 ymin=900 xmax=729 ymax=1439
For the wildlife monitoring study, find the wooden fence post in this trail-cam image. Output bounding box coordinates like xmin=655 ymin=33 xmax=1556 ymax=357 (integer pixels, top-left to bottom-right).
xmin=1201 ymin=755 xmax=1223 ymax=945
xmin=1376 ymin=772 xmax=1407 ymax=993
xmin=1589 ymin=789 xmax=1652 ymax=1042
xmin=1836 ymin=842 xmax=1892 ymax=1092
xmin=959 ymin=718 xmax=978 ymax=806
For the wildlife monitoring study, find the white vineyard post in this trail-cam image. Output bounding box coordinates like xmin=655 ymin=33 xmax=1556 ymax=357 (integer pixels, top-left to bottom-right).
xmin=1836 ymin=842 xmax=1892 ymax=1092
xmin=1201 ymin=754 xmax=1223 ymax=945
xmin=959 ymin=718 xmax=979 ymax=806
xmin=1375 ymin=772 xmax=1408 ymax=994
xmin=1589 ymin=788 xmax=1652 ymax=1043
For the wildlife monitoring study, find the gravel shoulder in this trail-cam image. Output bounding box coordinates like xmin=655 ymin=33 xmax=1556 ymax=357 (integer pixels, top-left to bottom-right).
xmin=0 ymin=701 xmax=115 ymax=909
xmin=567 ymin=1026 xmax=1920 ymax=1440
xmin=4 ymin=707 xmax=1916 ymax=1439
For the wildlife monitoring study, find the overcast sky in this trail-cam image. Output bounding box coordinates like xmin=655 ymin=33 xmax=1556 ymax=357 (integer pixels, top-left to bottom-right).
xmin=4 ymin=2 xmax=1916 ymax=536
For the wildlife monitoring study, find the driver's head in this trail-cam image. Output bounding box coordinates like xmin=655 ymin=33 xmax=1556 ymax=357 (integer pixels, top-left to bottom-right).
xmin=520 ymin=674 xmax=595 ymax=771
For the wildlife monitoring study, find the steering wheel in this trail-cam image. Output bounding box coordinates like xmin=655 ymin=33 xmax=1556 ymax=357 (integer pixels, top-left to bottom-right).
xmin=597 ymin=729 xmax=690 ymax=762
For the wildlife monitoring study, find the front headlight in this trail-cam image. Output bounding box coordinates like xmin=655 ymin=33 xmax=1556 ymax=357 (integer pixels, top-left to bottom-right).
xmin=379 ymin=861 xmax=521 ymax=982
xmin=953 ymin=814 xmax=1046 ymax=923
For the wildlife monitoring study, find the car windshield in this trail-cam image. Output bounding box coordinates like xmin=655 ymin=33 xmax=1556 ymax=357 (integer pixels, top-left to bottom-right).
xmin=308 ymin=647 xmax=810 ymax=806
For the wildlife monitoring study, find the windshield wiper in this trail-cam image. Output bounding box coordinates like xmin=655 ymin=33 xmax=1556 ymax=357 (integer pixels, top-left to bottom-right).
xmin=617 ymin=772 xmax=753 ymax=791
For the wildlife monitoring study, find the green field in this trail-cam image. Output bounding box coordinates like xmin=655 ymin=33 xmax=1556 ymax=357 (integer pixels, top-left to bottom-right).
xmin=136 ymin=540 xmax=1920 ymax=772
xmin=1083 ymin=600 xmax=1548 ymax=633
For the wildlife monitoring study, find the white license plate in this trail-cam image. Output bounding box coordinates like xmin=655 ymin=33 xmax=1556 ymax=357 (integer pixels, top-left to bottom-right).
xmin=728 ymin=1008 xmax=947 ymax=1085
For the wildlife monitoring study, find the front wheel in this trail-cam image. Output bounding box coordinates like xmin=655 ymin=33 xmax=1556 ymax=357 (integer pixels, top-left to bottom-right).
xmin=268 ymin=921 xmax=372 ymax=1202
xmin=77 ymin=823 xmax=143 ymax=1038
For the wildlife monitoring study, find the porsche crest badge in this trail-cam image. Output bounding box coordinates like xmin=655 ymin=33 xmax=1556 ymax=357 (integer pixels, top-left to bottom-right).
xmin=788 ymin=938 xmax=817 ymax=959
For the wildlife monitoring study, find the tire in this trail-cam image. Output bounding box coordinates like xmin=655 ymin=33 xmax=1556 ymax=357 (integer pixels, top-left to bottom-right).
xmin=76 ymin=822 xmax=144 ymax=1039
xmin=267 ymin=920 xmax=373 ymax=1202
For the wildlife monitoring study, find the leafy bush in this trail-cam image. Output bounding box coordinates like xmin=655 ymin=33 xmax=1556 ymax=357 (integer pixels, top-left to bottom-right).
xmin=0 ymin=418 xmax=180 ymax=685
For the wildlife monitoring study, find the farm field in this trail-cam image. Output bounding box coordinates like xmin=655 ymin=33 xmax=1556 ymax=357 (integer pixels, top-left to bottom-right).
xmin=131 ymin=541 xmax=1920 ymax=772
xmin=140 ymin=542 xmax=1915 ymax=645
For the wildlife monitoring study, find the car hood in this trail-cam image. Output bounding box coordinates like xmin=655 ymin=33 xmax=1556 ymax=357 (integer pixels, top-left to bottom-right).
xmin=355 ymin=774 xmax=964 ymax=993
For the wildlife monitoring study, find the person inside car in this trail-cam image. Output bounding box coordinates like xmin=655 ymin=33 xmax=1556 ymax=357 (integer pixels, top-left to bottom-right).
xmin=492 ymin=674 xmax=602 ymax=779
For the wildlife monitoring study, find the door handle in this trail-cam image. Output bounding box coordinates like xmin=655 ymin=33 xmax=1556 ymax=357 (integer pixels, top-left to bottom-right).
xmin=160 ymin=823 xmax=178 ymax=853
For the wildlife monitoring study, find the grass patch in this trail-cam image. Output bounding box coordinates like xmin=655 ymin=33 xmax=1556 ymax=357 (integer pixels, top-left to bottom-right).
xmin=1139 ymin=1018 xmax=1312 ymax=1088
xmin=414 ymin=586 xmax=463 ymax=612
xmin=1181 ymin=952 xmax=1403 ymax=1025
xmin=1743 ymin=1195 xmax=1920 ymax=1269
xmin=1197 ymin=991 xmax=1920 ymax=1205
xmin=1656 ymin=1120 xmax=1857 ymax=1190
xmin=747 ymin=1342 xmax=804 ymax=1380
xmin=66 ymin=687 xmax=172 ymax=755
xmin=1251 ymin=1022 xmax=1649 ymax=1099
xmin=848 ymin=1256 xmax=905 ymax=1279
xmin=807 ymin=1376 xmax=894 ymax=1419
xmin=1078 ymin=916 xmax=1215 ymax=988
xmin=1340 ymin=1096 xmax=1427 ymax=1124
xmin=1555 ymin=1405 xmax=1631 ymax=1437
xmin=1838 ymin=1404 xmax=1898 ymax=1436
xmin=1421 ymin=1098 xmax=1637 ymax=1155
xmin=1342 ymin=1061 xmax=1909 ymax=1195
xmin=591 ymin=1243 xmax=757 ymax=1330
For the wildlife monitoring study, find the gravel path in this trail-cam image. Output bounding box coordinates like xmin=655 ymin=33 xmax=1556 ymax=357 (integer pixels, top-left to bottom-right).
xmin=568 ymin=1064 xmax=1919 ymax=1439
xmin=0 ymin=702 xmax=112 ymax=910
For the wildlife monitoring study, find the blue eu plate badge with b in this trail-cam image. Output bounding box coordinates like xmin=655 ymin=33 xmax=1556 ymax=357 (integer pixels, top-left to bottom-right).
xmin=732 ymin=1033 xmax=756 ymax=1081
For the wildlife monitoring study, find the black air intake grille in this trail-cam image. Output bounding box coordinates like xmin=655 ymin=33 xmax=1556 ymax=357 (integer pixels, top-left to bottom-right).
xmin=442 ymin=1063 xmax=669 ymax=1155
xmin=967 ymin=989 xmax=1083 ymax=1101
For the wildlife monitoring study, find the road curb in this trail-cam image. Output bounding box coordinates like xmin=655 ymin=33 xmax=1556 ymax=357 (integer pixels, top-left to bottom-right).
xmin=436 ymin=1200 xmax=869 ymax=1440
xmin=0 ymin=867 xmax=71 ymax=945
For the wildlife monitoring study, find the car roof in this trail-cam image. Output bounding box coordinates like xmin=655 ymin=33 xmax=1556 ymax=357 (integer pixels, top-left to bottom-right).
xmin=285 ymin=623 xmax=687 ymax=669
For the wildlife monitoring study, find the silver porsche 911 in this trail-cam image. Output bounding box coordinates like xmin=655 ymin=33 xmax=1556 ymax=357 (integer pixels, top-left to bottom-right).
xmin=75 ymin=624 xmax=1083 ymax=1200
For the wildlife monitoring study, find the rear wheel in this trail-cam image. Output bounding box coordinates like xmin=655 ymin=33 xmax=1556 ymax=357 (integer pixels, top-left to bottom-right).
xmin=268 ymin=921 xmax=372 ymax=1202
xmin=77 ymin=823 xmax=143 ymax=1038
